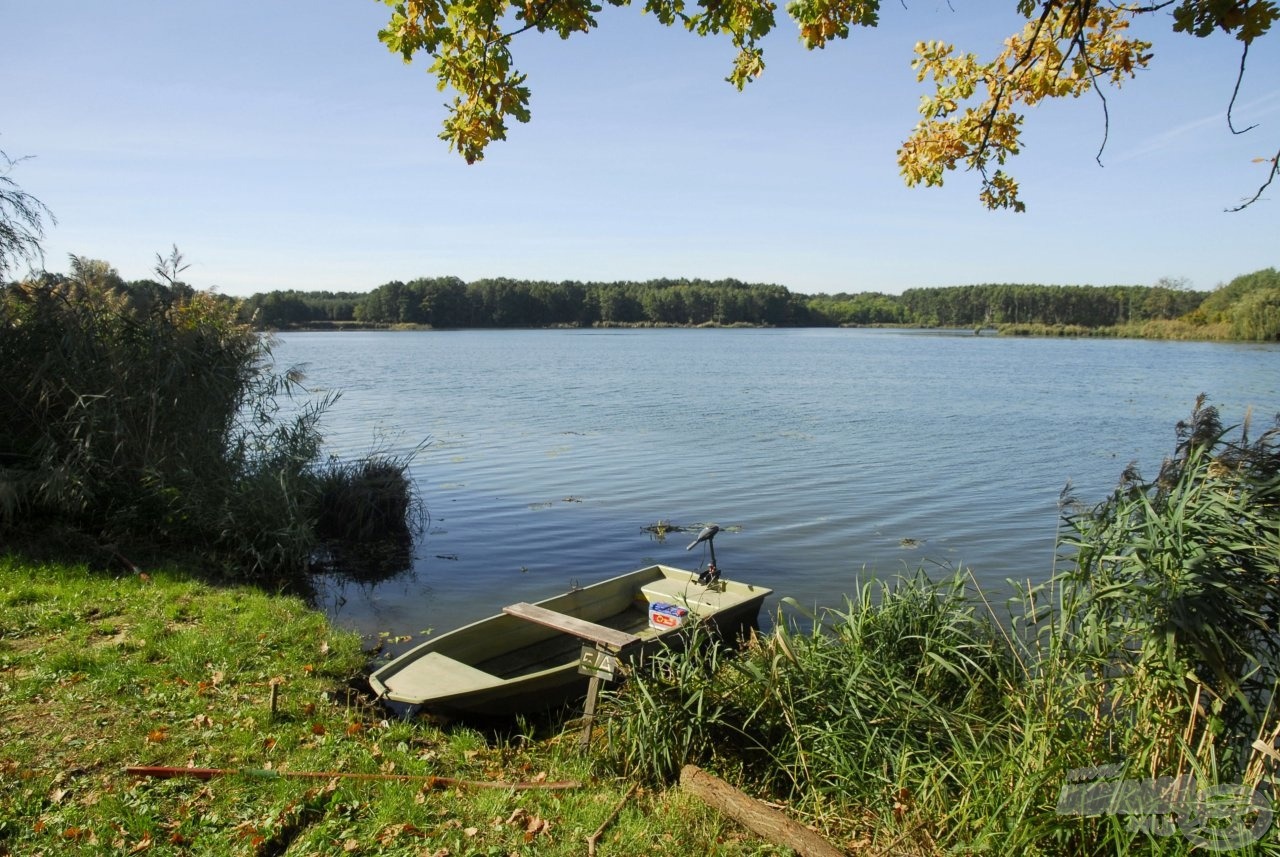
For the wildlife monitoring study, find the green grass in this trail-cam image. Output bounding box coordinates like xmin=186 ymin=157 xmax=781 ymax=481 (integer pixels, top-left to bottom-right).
xmin=0 ymin=557 xmax=787 ymax=856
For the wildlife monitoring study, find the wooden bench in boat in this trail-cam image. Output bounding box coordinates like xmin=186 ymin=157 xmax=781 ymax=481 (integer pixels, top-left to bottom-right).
xmin=502 ymin=602 xmax=641 ymax=651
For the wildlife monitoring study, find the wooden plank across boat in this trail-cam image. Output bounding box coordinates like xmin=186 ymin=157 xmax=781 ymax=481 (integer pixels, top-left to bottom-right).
xmin=500 ymin=602 xmax=641 ymax=651
xmin=367 ymin=563 xmax=771 ymax=717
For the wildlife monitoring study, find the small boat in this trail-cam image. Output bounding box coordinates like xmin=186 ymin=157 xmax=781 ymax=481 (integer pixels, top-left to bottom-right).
xmin=368 ymin=563 xmax=772 ymax=717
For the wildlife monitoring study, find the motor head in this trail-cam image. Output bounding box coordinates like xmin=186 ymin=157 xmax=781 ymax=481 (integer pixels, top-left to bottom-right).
xmin=686 ymin=525 xmax=720 ymax=550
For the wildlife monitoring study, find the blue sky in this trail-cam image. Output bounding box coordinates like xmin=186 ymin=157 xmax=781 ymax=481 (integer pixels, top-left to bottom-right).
xmin=3 ymin=2 xmax=1277 ymax=296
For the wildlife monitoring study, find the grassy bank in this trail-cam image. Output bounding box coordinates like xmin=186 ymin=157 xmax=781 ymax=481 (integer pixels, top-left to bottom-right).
xmin=0 ymin=558 xmax=776 ymax=856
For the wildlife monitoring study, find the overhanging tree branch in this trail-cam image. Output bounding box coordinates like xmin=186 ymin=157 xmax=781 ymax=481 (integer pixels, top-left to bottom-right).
xmin=1227 ymin=41 xmax=1258 ymax=134
xmin=1227 ymin=144 xmax=1279 ymax=211
xmin=384 ymin=0 xmax=1277 ymax=211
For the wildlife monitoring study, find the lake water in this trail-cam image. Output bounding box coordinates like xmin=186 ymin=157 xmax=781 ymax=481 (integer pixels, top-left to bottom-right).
xmin=271 ymin=329 xmax=1280 ymax=650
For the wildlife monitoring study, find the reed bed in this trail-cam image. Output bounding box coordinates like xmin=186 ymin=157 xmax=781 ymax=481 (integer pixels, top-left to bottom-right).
xmin=601 ymin=398 xmax=1280 ymax=854
xmin=0 ymin=262 xmax=419 ymax=583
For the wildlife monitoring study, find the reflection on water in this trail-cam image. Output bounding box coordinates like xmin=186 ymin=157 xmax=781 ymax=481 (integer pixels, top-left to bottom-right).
xmin=310 ymin=534 xmax=416 ymax=583
xmin=273 ymin=329 xmax=1280 ymax=654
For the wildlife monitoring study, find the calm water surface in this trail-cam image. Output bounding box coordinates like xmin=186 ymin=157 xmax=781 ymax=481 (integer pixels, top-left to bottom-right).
xmin=271 ymin=329 xmax=1280 ymax=649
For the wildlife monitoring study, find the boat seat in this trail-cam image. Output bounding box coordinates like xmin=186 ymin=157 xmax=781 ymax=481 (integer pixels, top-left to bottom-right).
xmin=383 ymin=652 xmax=504 ymax=702
xmin=641 ymin=577 xmax=737 ymax=613
xmin=503 ymin=602 xmax=640 ymax=651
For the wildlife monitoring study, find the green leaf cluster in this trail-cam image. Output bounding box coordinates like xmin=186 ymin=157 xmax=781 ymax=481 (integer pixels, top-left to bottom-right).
xmin=1171 ymin=0 xmax=1278 ymax=42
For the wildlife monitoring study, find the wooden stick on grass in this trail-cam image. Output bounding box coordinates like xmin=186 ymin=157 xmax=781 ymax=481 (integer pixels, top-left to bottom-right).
xmin=680 ymin=765 xmax=844 ymax=857
xmin=587 ymin=783 xmax=637 ymax=857
xmin=126 ymin=765 xmax=580 ymax=791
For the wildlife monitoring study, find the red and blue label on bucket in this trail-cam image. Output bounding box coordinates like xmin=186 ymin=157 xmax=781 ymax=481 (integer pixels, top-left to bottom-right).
xmin=648 ymin=601 xmax=688 ymax=630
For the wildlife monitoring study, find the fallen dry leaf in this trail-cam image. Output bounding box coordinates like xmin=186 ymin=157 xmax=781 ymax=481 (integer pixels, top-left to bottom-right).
xmin=377 ymin=823 xmax=425 ymax=845
xmin=524 ymin=816 xmax=550 ymax=841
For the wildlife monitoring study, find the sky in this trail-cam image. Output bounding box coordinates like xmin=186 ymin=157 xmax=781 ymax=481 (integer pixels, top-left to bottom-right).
xmin=3 ymin=1 xmax=1278 ymax=297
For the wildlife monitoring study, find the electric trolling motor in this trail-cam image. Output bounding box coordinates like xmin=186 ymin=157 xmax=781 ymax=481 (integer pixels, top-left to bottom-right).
xmin=685 ymin=524 xmax=722 ymax=586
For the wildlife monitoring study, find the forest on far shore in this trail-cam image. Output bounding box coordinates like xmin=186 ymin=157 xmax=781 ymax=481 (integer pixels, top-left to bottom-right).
xmin=12 ymin=265 xmax=1277 ymax=341
xmin=234 ymin=267 xmax=1279 ymax=340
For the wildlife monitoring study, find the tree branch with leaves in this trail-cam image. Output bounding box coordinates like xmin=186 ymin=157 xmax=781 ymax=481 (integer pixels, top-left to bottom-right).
xmin=378 ymin=0 xmax=1278 ymax=210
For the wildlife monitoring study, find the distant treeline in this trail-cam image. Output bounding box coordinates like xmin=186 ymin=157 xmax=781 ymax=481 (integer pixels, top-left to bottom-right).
xmin=226 ymin=267 xmax=1279 ymax=340
xmin=240 ymin=278 xmax=807 ymax=328
xmin=240 ymin=277 xmax=1203 ymax=328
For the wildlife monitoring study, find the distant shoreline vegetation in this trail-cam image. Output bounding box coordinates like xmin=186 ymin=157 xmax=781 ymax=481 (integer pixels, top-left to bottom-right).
xmin=237 ymin=268 xmax=1280 ymax=341
xmin=9 ymin=264 xmax=1277 ymax=341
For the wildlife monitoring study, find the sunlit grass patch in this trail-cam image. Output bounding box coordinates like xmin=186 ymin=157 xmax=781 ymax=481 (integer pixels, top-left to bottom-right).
xmin=0 ymin=557 xmax=783 ymax=856
xmin=0 ymin=557 xmax=367 ymax=854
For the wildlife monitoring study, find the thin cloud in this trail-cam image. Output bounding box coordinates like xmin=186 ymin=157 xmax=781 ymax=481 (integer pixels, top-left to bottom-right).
xmin=1112 ymin=90 xmax=1280 ymax=164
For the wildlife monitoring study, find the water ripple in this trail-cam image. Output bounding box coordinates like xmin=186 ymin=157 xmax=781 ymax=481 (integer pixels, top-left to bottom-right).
xmin=273 ymin=329 xmax=1280 ymax=640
